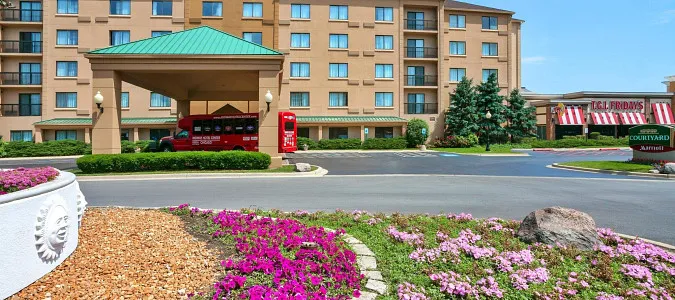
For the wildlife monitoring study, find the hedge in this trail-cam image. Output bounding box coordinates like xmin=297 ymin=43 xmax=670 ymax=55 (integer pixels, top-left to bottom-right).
xmin=76 ymin=151 xmax=271 ymax=174
xmin=529 ymin=136 xmax=628 ymax=148
xmin=361 ymin=137 xmax=407 ymax=150
xmin=121 ymin=140 xmax=157 ymax=153
xmin=297 ymin=137 xmax=318 ymax=150
xmin=317 ymin=138 xmax=362 ymax=150
xmin=1 ymin=140 xmax=91 ymax=158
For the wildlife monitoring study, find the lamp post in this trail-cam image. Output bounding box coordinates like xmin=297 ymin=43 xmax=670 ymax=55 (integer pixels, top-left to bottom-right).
xmin=485 ymin=110 xmax=492 ymax=152
xmin=94 ymin=91 xmax=104 ymax=114
xmin=265 ymin=90 xmax=273 ymax=112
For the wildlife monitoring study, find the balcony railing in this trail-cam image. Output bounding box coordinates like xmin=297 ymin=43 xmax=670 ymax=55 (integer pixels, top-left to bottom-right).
xmin=404 ymin=19 xmax=437 ymax=31
xmin=0 ymin=104 xmax=41 ymax=116
xmin=0 ymin=72 xmax=42 ymax=85
xmin=405 ymin=75 xmax=438 ymax=86
xmin=0 ymin=40 xmax=42 ymax=53
xmin=405 ymin=47 xmax=438 ymax=58
xmin=0 ymin=9 xmax=43 ymax=22
xmin=405 ymin=103 xmax=438 ymax=114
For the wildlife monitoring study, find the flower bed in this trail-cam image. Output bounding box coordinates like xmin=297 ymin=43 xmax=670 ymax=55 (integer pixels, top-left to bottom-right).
xmin=167 ymin=205 xmax=363 ymax=299
xmin=0 ymin=167 xmax=59 ymax=195
xmin=261 ymin=210 xmax=675 ymax=299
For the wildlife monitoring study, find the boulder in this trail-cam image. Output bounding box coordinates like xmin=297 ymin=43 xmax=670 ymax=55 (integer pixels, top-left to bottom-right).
xmin=663 ymin=163 xmax=675 ymax=174
xmin=516 ymin=206 xmax=600 ymax=251
xmin=295 ymin=163 xmax=312 ymax=172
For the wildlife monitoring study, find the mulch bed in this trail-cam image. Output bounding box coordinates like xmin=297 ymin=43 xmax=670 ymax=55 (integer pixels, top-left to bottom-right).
xmin=12 ymin=208 xmax=224 ymax=299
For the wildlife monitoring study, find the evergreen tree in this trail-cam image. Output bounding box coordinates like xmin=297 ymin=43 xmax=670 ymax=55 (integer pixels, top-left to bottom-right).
xmin=475 ymin=73 xmax=506 ymax=143
xmin=445 ymin=77 xmax=480 ymax=137
xmin=505 ymin=89 xmax=536 ymax=142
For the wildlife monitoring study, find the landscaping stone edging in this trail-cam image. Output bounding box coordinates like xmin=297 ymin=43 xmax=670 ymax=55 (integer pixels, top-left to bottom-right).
xmin=550 ymin=163 xmax=674 ymax=179
xmin=75 ymin=165 xmax=327 ymax=181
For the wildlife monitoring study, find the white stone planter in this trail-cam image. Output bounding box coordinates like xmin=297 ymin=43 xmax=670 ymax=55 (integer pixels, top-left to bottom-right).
xmin=0 ymin=170 xmax=86 ymax=298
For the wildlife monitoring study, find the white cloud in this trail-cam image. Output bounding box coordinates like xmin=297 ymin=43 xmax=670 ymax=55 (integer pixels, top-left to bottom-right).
xmin=655 ymin=10 xmax=675 ymax=24
xmin=522 ymin=56 xmax=546 ymax=64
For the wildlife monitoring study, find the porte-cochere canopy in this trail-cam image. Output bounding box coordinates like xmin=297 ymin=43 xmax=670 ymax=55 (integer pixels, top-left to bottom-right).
xmin=84 ymin=26 xmax=286 ymax=167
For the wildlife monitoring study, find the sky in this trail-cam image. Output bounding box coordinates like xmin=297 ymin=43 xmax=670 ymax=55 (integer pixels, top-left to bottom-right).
xmin=468 ymin=0 xmax=675 ymax=94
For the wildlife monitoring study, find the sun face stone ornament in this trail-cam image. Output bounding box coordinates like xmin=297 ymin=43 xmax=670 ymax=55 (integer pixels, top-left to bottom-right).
xmin=35 ymin=195 xmax=70 ymax=261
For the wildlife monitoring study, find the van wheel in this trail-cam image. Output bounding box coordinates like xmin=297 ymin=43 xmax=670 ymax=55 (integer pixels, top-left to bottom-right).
xmin=161 ymin=145 xmax=173 ymax=152
xmin=233 ymin=146 xmax=245 ymax=151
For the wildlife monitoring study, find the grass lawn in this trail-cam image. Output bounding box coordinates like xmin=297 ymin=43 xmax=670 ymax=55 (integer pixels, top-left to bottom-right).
xmin=72 ymin=165 xmax=317 ymax=176
xmin=558 ymin=161 xmax=653 ymax=173
xmin=433 ymin=144 xmax=528 ymax=154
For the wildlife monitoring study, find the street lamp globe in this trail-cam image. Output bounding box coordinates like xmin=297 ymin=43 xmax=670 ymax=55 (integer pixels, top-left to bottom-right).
xmin=265 ymin=90 xmax=273 ymax=104
xmin=94 ymin=91 xmax=104 ymax=105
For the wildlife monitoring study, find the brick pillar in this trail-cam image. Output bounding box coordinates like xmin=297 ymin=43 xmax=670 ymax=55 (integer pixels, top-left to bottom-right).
xmin=176 ymin=100 xmax=190 ymax=133
xmin=258 ymin=70 xmax=282 ymax=168
xmin=360 ymin=125 xmax=365 ymax=141
xmin=34 ymin=128 xmax=43 ymax=143
xmin=133 ymin=127 xmax=139 ymax=142
xmin=91 ymin=70 xmax=122 ymax=154
xmin=318 ymin=125 xmax=323 ymax=140
xmin=84 ymin=127 xmax=91 ymax=144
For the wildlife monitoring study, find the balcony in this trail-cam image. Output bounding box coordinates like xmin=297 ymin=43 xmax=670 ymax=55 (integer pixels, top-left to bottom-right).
xmin=405 ymin=75 xmax=438 ymax=87
xmin=0 ymin=9 xmax=43 ymax=23
xmin=405 ymin=103 xmax=438 ymax=114
xmin=404 ymin=19 xmax=437 ymax=31
xmin=0 ymin=72 xmax=42 ymax=86
xmin=405 ymin=47 xmax=438 ymax=59
xmin=0 ymin=41 xmax=42 ymax=54
xmin=0 ymin=103 xmax=41 ymax=116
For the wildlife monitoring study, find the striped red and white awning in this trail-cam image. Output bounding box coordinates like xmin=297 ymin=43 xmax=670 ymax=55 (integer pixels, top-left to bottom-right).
xmin=591 ymin=112 xmax=619 ymax=125
xmin=652 ymin=103 xmax=675 ymax=124
xmin=558 ymin=106 xmax=586 ymax=125
xmin=618 ymin=112 xmax=647 ymax=125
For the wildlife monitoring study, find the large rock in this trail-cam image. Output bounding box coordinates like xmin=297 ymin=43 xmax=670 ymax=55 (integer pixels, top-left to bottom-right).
xmin=295 ymin=163 xmax=312 ymax=172
xmin=663 ymin=163 xmax=675 ymax=174
xmin=516 ymin=207 xmax=600 ymax=251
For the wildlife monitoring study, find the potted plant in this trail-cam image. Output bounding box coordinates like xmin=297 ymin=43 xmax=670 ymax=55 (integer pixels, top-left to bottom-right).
xmin=302 ymin=144 xmax=309 ymax=151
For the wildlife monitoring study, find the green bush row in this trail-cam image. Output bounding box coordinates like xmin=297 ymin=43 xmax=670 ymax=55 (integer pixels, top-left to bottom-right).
xmin=297 ymin=137 xmax=318 ymax=150
xmin=317 ymin=138 xmax=363 ymax=150
xmin=0 ymin=140 xmax=91 ymax=158
xmin=529 ymin=136 xmax=628 ymax=148
xmin=76 ymin=151 xmax=271 ymax=174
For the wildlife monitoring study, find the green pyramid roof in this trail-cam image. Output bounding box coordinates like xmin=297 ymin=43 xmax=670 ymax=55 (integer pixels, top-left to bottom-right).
xmin=89 ymin=26 xmax=282 ymax=56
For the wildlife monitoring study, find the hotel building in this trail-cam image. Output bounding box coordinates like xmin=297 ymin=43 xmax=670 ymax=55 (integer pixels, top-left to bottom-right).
xmin=0 ymin=0 xmax=522 ymax=142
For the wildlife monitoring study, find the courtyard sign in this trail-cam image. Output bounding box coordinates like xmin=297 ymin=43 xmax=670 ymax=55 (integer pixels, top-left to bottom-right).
xmin=628 ymin=125 xmax=674 ymax=153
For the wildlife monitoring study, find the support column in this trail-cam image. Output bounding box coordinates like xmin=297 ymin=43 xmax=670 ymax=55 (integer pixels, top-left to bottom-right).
xmin=176 ymin=100 xmax=190 ymax=133
xmin=318 ymin=125 xmax=323 ymax=140
xmin=84 ymin=127 xmax=91 ymax=144
xmin=34 ymin=128 xmax=42 ymax=143
xmin=133 ymin=127 xmax=139 ymax=142
xmin=91 ymin=70 xmax=122 ymax=154
xmin=360 ymin=125 xmax=365 ymax=141
xmin=546 ymin=105 xmax=555 ymax=140
xmin=258 ymin=70 xmax=282 ymax=168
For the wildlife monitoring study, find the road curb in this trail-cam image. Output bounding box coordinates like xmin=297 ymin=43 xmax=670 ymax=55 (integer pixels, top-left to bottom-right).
xmin=550 ymin=163 xmax=674 ymax=180
xmin=514 ymin=147 xmax=630 ymax=152
xmin=76 ymin=165 xmax=328 ymax=181
xmin=443 ymin=152 xmax=529 ymax=157
xmin=617 ymin=233 xmax=675 ymax=254
xmin=0 ymin=155 xmax=83 ymax=161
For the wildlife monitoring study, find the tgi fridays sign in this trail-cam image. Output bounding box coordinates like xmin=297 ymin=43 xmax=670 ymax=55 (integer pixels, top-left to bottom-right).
xmin=589 ymin=99 xmax=644 ymax=113
xmin=629 ymin=125 xmax=674 ymax=153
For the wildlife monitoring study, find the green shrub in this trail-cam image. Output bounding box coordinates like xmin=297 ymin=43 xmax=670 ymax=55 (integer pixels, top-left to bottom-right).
xmin=0 ymin=140 xmax=6 ymax=158
xmin=134 ymin=140 xmax=157 ymax=152
xmin=297 ymin=137 xmax=318 ymax=150
xmin=589 ymin=132 xmax=601 ymax=140
xmin=432 ymin=134 xmax=479 ymax=148
xmin=529 ymin=137 xmax=628 ymax=148
xmin=317 ymin=138 xmax=362 ymax=150
xmin=76 ymin=151 xmax=271 ymax=174
xmin=121 ymin=141 xmax=136 ymax=154
xmin=2 ymin=140 xmax=91 ymax=158
xmin=406 ymin=118 xmax=429 ymax=148
xmin=361 ymin=137 xmax=407 ymax=150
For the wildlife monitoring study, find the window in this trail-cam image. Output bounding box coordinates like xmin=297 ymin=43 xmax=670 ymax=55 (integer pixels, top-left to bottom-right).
xmin=290 ymin=92 xmax=309 ymax=107
xmin=121 ymin=129 xmax=130 ymax=141
xmin=243 ymin=32 xmax=262 ymax=45
xmin=202 ymin=1 xmax=222 ymax=17
xmin=482 ymin=69 xmax=497 ymax=82
xmin=449 ymin=14 xmax=465 ymax=28
xmin=328 ymin=92 xmax=348 ymax=107
xmin=375 ymin=7 xmax=393 ymax=21
xmin=19 ymin=63 xmax=41 ymax=85
xmin=19 ymin=32 xmax=41 ymax=53
xmin=375 ymin=64 xmax=393 ymax=79
xmin=10 ymin=131 xmax=32 ymax=142
xmin=482 ymin=16 xmax=498 ymax=30
xmin=297 ymin=128 xmax=310 ymax=138
xmin=57 ymin=0 xmax=78 ymax=14
xmin=449 ymin=68 xmax=466 ymax=82
xmin=20 ymin=1 xmax=42 ymax=22
xmin=375 ymin=35 xmax=393 ymax=50
xmin=290 ymin=33 xmax=310 ymax=48
xmin=449 ymin=41 xmax=465 ymax=55
xmin=151 ymin=31 xmax=171 ymax=38
xmin=19 ymin=93 xmax=41 ymax=116
xmin=375 ymin=92 xmax=393 ymax=107
xmin=150 ymin=129 xmax=170 ymax=141
xmin=243 ymin=2 xmax=263 ymax=18
xmin=110 ymin=0 xmax=130 ymax=15
xmin=329 ymin=5 xmax=348 ymax=20
xmin=56 ymin=30 xmax=78 ymax=45
xmin=329 ymin=63 xmax=348 ymax=78
xmin=55 ymin=130 xmax=77 ymax=141
xmin=121 ymin=92 xmax=129 ymax=108
xmin=110 ymin=30 xmax=130 ymax=46
xmin=329 ymin=34 xmax=348 ymax=49
xmin=407 ymin=93 xmax=425 ymax=114
xmin=150 ymin=92 xmax=171 ymax=107
xmin=152 ymin=0 xmax=172 ymax=16
xmin=291 ymin=4 xmax=310 ymax=19
xmin=329 ymin=127 xmax=348 ymax=139
xmin=56 ymin=61 xmax=77 ymax=77
xmin=375 ymin=127 xmax=394 ymax=138
xmin=290 ymin=62 xmax=310 ymax=77
xmin=482 ymin=43 xmax=498 ymax=56
xmin=56 ymin=92 xmax=77 ymax=108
